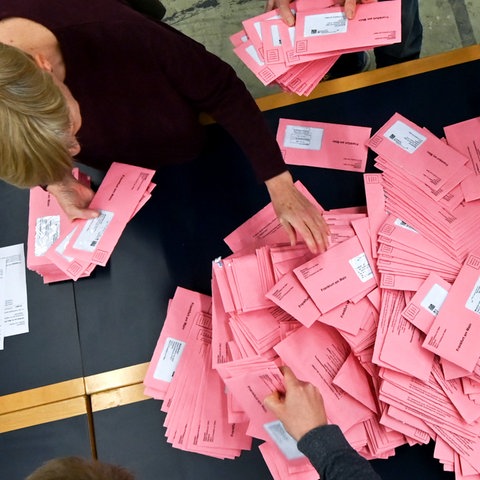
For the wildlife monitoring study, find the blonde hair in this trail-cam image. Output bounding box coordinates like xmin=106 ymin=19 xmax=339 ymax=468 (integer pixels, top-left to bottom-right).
xmin=26 ymin=457 xmax=135 ymax=480
xmin=0 ymin=42 xmax=74 ymax=188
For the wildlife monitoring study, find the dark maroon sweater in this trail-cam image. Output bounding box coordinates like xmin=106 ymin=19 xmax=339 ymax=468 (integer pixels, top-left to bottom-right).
xmin=0 ymin=0 xmax=287 ymax=181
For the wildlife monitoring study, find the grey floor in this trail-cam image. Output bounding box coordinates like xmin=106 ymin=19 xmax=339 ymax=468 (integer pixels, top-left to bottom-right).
xmin=159 ymin=0 xmax=480 ymax=98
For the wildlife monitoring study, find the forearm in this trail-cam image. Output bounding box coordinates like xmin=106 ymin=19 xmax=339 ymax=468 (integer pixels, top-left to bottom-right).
xmin=298 ymin=425 xmax=382 ymax=480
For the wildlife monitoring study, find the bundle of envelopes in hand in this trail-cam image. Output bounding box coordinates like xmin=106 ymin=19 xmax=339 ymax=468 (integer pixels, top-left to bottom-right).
xmin=145 ymin=110 xmax=480 ymax=479
xmin=231 ymin=0 xmax=402 ymax=95
xmin=27 ymin=162 xmax=156 ymax=283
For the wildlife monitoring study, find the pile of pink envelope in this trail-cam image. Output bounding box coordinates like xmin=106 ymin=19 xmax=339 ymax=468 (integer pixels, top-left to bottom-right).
xmin=27 ymin=162 xmax=155 ymax=283
xmin=144 ymin=287 xmax=253 ymax=459
xmin=231 ymin=0 xmax=402 ymax=95
xmin=145 ymin=112 xmax=480 ymax=479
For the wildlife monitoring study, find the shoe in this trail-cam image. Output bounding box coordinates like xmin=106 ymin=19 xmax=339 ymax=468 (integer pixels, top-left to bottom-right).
xmin=324 ymin=51 xmax=371 ymax=80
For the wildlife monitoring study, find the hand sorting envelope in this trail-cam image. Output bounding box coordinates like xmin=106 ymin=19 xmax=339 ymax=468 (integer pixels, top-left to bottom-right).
xmin=27 ymin=162 xmax=156 ymax=282
xmin=145 ymin=111 xmax=480 ymax=480
xmin=231 ymin=0 xmax=402 ymax=95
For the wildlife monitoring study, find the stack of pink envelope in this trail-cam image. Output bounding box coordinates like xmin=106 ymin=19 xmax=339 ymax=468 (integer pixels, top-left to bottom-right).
xmin=231 ymin=0 xmax=402 ymax=95
xmin=367 ymin=112 xmax=480 ymax=264
xmin=144 ymin=287 xmax=252 ymax=459
xmin=145 ymin=111 xmax=480 ymax=479
xmin=27 ymin=168 xmax=95 ymax=283
xmin=27 ymin=162 xmax=156 ymax=282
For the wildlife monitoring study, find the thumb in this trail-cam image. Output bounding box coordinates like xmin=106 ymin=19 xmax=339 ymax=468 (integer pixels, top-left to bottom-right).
xmin=68 ymin=207 xmax=100 ymax=222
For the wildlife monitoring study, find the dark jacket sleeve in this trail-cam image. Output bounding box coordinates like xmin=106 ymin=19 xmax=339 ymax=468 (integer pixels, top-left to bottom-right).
xmin=145 ymin=21 xmax=288 ymax=182
xmin=297 ymin=425 xmax=382 ymax=480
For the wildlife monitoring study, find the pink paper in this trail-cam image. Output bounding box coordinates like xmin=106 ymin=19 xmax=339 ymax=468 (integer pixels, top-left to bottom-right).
xmin=276 ymin=118 xmax=371 ymax=172
xmin=423 ymin=253 xmax=480 ymax=372
xmin=295 ymin=1 xmax=401 ymax=55
xmin=293 ymin=235 xmax=377 ymax=313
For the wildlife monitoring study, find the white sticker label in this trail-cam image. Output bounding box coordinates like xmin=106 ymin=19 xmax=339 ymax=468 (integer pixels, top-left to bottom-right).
xmin=73 ymin=210 xmax=114 ymax=252
xmin=303 ymin=12 xmax=347 ymax=37
xmin=55 ymin=227 xmax=78 ymax=262
xmin=153 ymin=337 xmax=186 ymax=382
xmin=420 ymin=283 xmax=448 ymax=316
xmin=35 ymin=215 xmax=60 ymax=256
xmin=270 ymin=24 xmax=282 ymax=46
xmin=384 ymin=120 xmax=427 ymax=153
xmin=466 ymin=276 xmax=480 ymax=314
xmin=349 ymin=252 xmax=374 ymax=282
xmin=394 ymin=218 xmax=418 ymax=233
xmin=264 ymin=420 xmax=305 ymax=460
xmin=246 ymin=44 xmax=264 ymax=66
xmin=284 ymin=125 xmax=323 ymax=150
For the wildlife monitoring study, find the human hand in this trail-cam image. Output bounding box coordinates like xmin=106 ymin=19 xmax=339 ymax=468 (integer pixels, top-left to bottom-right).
xmin=46 ymin=173 xmax=99 ymax=221
xmin=264 ymin=366 xmax=328 ymax=441
xmin=265 ymin=0 xmax=377 ymax=25
xmin=265 ymin=171 xmax=330 ymax=255
xmin=333 ymin=0 xmax=377 ymax=20
xmin=264 ymin=0 xmax=295 ymax=26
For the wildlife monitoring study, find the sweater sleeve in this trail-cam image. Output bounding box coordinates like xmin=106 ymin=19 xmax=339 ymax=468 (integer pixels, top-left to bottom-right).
xmin=297 ymin=425 xmax=382 ymax=480
xmin=145 ymin=22 xmax=288 ymax=183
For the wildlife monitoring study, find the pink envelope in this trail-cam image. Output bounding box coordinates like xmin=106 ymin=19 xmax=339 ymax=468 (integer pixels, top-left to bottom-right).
xmin=333 ymin=352 xmax=378 ymax=413
xmin=211 ymin=276 xmax=234 ymax=368
xmin=265 ymin=270 xmax=321 ymax=327
xmin=368 ymin=113 xmax=469 ymax=192
xmin=380 ymin=408 xmax=431 ymax=445
xmin=28 ymin=168 xmax=91 ymax=281
xmin=431 ymin=362 xmax=480 ymax=424
xmin=44 ymin=225 xmax=94 ymax=281
xmin=293 ymin=235 xmax=377 ymax=313
xmin=379 ymin=272 xmax=424 ymax=292
xmin=423 ymin=253 xmax=480 ymax=372
xmin=379 ymin=369 xmax=477 ymax=439
xmin=444 ymin=116 xmax=480 ymax=202
xmin=294 ymin=1 xmax=401 ymax=55
xmin=268 ymin=243 xmax=315 ymax=281
xmin=61 ymin=162 xmax=155 ymax=266
xmin=276 ymin=118 xmax=371 ymax=172
xmin=274 ymin=322 xmax=374 ymax=433
xmin=377 ymin=215 xmax=462 ymax=273
xmin=401 ymin=273 xmax=451 ymax=334
xmin=259 ymin=442 xmax=318 ymax=480
xmin=229 ymin=29 xmax=248 ymax=48
xmin=276 ymin=55 xmax=339 ymax=96
xmin=260 ymin=20 xmax=287 ymax=65
xmin=230 ymin=253 xmax=275 ymax=313
xmin=144 ymin=287 xmax=212 ymax=399
xmin=242 ymin=7 xmax=290 ymax=54
xmin=429 ymin=423 xmax=480 ymax=473
xmin=363 ymin=174 xmax=388 ymax=257
xmin=224 ymin=181 xmax=324 ymax=253
xmin=276 ymin=21 xmax=334 ymax=66
xmin=375 ymin=152 xmax=469 ymax=207
xmin=233 ymin=40 xmax=288 ymax=86
xmin=373 ymin=289 xmax=434 ymax=382
xmin=363 ymin=416 xmax=405 ymax=458
xmin=351 ymin=216 xmax=380 ymax=287
xmin=222 ymin=363 xmax=283 ymax=441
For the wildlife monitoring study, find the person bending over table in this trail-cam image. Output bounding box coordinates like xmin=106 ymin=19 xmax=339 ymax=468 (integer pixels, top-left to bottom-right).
xmin=0 ymin=0 xmax=329 ymax=255
xmin=264 ymin=366 xmax=382 ymax=480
